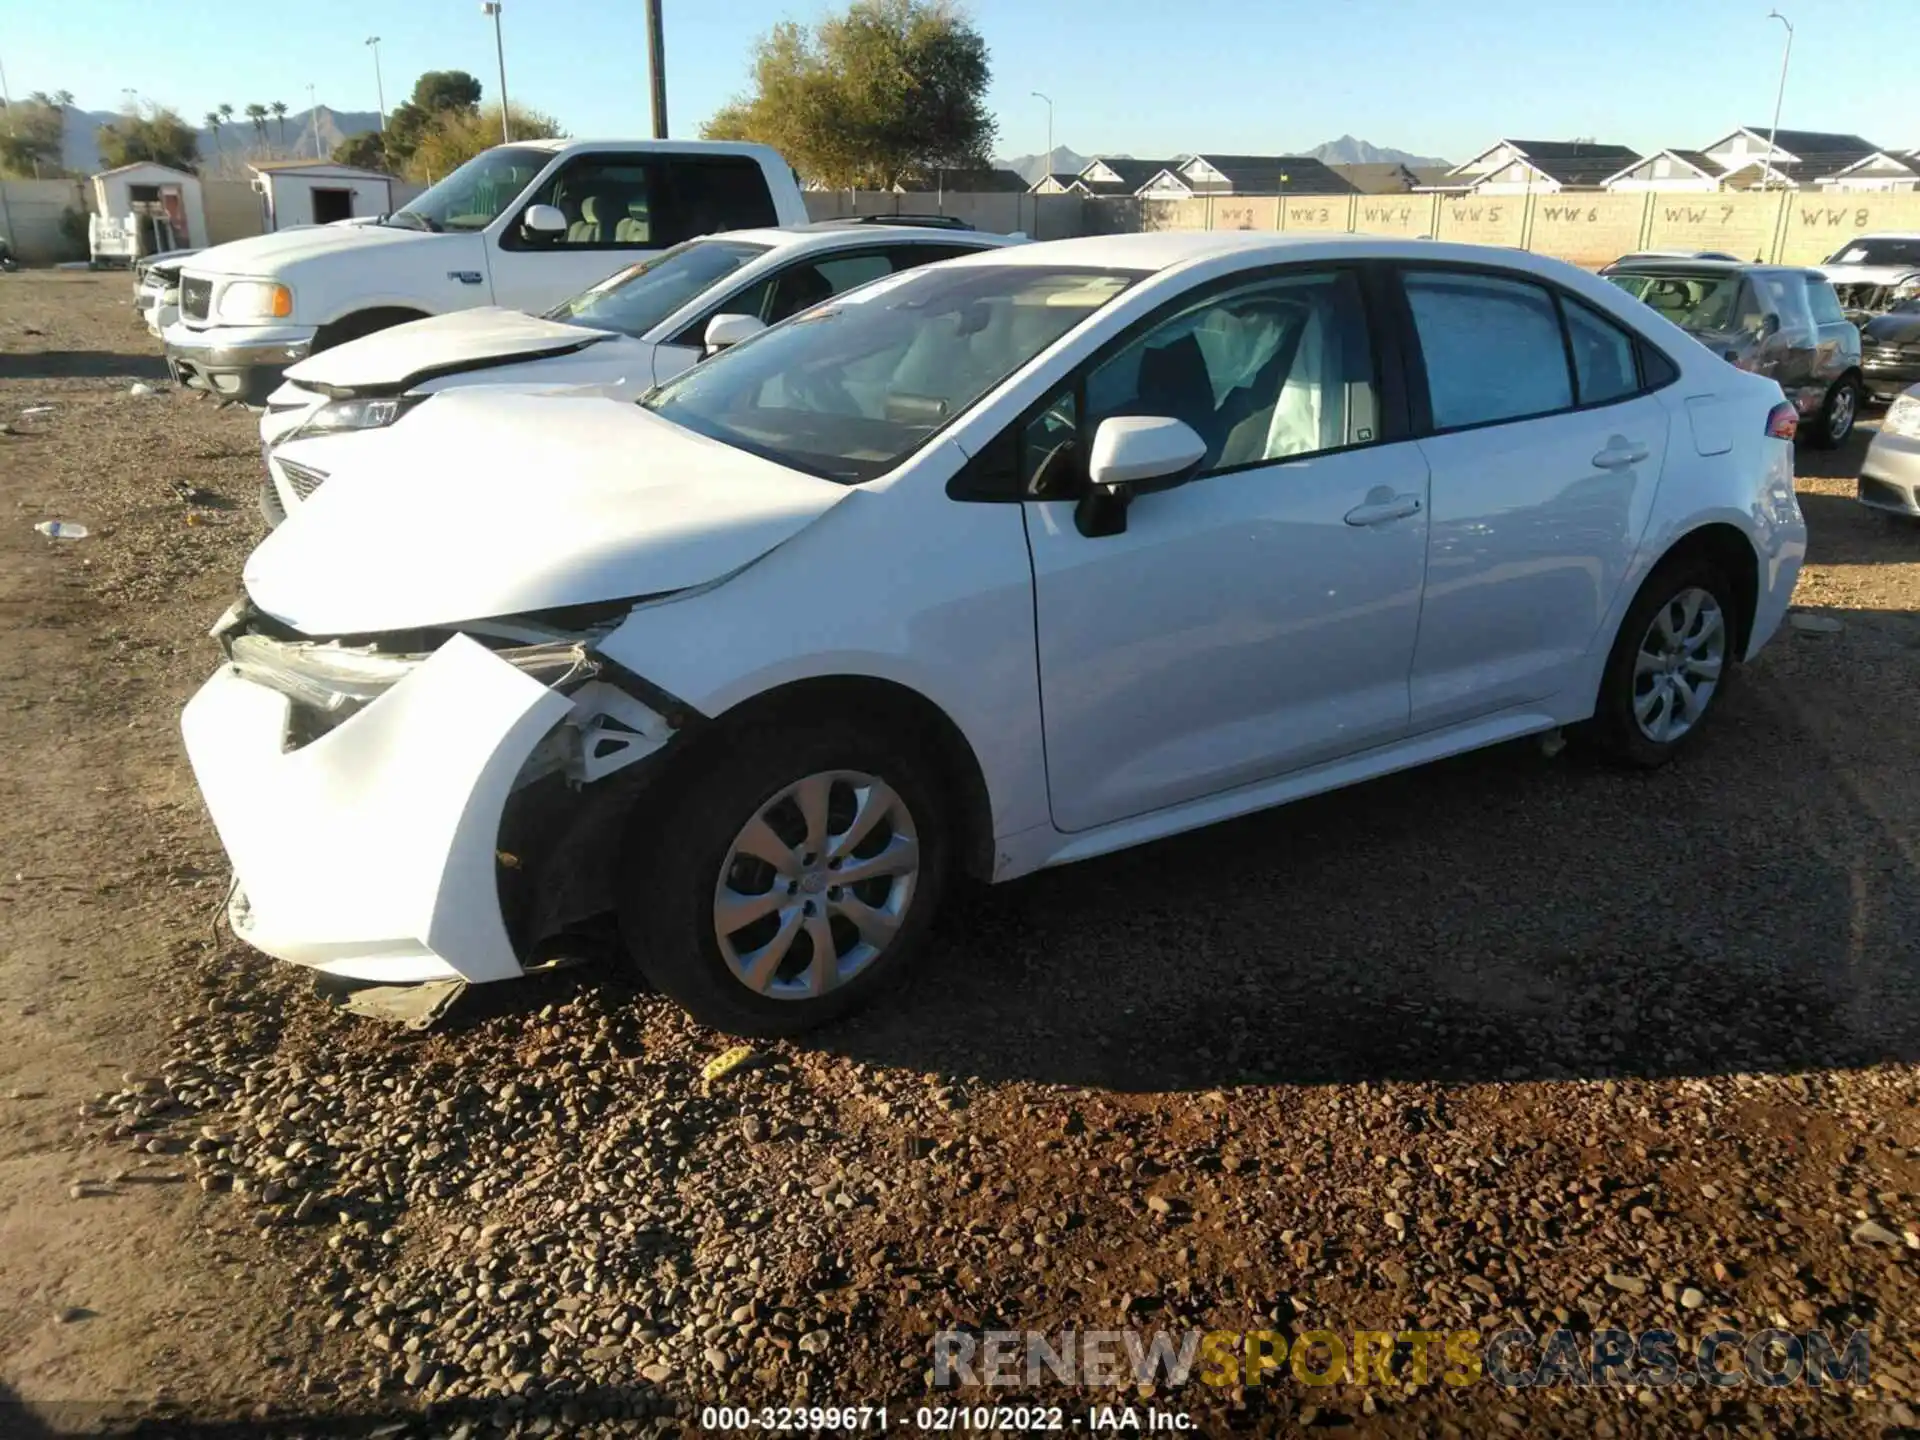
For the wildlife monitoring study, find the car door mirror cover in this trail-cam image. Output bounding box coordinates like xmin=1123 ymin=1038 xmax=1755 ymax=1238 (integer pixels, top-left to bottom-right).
xmin=703 ymin=311 xmax=766 ymax=355
xmin=523 ymin=204 xmax=569 ymax=236
xmin=1087 ymin=416 xmax=1206 ymax=496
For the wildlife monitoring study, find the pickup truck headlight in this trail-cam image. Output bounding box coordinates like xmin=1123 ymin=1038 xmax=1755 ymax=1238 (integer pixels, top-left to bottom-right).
xmin=216 ymin=280 xmax=294 ymax=321
xmin=1894 ymin=276 xmax=1920 ymax=302
xmin=290 ymin=395 xmax=421 ymax=440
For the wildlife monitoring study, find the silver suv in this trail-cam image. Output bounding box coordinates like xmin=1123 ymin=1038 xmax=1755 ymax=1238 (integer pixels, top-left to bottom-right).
xmin=1601 ymin=257 xmax=1863 ymax=447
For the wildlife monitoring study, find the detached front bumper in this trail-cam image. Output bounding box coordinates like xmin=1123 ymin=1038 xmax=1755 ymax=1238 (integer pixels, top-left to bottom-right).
xmin=182 ymin=634 xmax=575 ymax=984
xmin=163 ymin=321 xmax=317 ymax=406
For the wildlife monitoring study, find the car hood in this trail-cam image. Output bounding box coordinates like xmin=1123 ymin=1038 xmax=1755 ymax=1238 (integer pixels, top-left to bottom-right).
xmin=285 ymin=308 xmax=618 ymax=397
xmin=1862 ymin=309 xmax=1920 ymax=345
xmin=244 ymin=391 xmax=851 ymax=635
xmin=184 ymin=223 xmax=444 ymax=278
xmin=1818 ymin=262 xmax=1920 ymax=287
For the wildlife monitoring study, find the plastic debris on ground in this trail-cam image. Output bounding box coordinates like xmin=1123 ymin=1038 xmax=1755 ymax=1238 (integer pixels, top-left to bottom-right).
xmin=33 ymin=521 xmax=88 ymax=540
xmin=701 ymin=1045 xmax=759 ymax=1084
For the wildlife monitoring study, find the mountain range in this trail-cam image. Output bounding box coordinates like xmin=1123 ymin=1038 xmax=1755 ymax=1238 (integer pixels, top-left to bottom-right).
xmin=58 ymin=106 xmax=385 ymax=177
xmin=1001 ymin=136 xmax=1450 ymax=185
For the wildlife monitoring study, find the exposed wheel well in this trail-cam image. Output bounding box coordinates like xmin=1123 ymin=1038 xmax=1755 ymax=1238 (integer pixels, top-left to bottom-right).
xmin=702 ymin=676 xmax=998 ymax=882
xmin=1645 ymin=523 xmax=1760 ymax=655
xmin=312 ymin=306 xmax=430 ymax=352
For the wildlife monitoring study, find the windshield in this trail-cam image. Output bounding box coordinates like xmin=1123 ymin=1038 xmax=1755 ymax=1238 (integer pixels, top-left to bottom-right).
xmin=1827 ymin=238 xmax=1920 ymax=268
xmin=389 ymin=145 xmax=553 ymax=233
xmin=1607 ymin=271 xmax=1744 ymax=332
xmin=547 ymin=239 xmax=772 ymax=337
xmin=642 ymin=264 xmax=1141 ymax=483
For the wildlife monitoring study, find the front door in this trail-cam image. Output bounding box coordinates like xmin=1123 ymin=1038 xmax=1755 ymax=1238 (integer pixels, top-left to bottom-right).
xmin=487 ymin=152 xmax=665 ymax=312
xmin=1022 ymin=267 xmax=1432 ymax=833
xmin=1397 ymin=268 xmax=1672 ymax=727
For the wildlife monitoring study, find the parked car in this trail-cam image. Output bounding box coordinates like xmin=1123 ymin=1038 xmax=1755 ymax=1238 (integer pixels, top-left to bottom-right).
xmin=1612 ymin=249 xmax=1743 ymax=264
xmin=183 ymin=232 xmax=1805 ymax=1034
xmin=252 ymin=224 xmax=1016 ymax=524
xmin=1601 ymin=256 xmax=1863 ymax=447
xmin=1858 ymin=297 xmax=1920 ymax=401
xmin=1856 ymin=383 xmax=1920 ymax=521
xmin=1815 ymin=232 xmax=1920 ymax=321
xmin=161 ymin=139 xmax=809 ymax=406
xmin=132 ymin=249 xmax=198 ymax=337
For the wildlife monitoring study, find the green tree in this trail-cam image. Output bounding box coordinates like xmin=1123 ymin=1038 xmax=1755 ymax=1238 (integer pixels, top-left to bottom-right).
xmin=382 ymin=69 xmax=486 ymax=172
xmin=204 ymin=110 xmax=223 ymax=160
xmin=96 ymin=103 xmax=201 ymax=172
xmin=404 ymin=104 xmax=561 ymax=182
xmin=0 ymin=91 xmax=70 ymax=178
xmin=332 ymin=131 xmax=389 ymax=170
xmin=702 ymin=0 xmax=995 ymax=190
xmin=271 ymin=100 xmax=288 ymax=147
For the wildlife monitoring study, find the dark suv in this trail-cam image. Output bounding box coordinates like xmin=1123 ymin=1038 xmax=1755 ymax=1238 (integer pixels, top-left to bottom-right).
xmin=1601 ymin=257 xmax=1864 ymax=447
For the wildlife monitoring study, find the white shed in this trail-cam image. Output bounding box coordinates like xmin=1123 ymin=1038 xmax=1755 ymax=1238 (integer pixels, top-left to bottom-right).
xmin=89 ymin=162 xmax=208 ymax=253
xmin=250 ymin=161 xmax=396 ymax=231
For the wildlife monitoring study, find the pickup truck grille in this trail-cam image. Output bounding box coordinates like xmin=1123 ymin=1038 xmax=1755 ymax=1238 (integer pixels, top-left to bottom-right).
xmin=1865 ymin=343 xmax=1920 ymax=367
xmin=180 ymin=276 xmax=213 ymax=322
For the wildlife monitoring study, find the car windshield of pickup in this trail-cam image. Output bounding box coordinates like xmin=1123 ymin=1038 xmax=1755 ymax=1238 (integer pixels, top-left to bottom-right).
xmin=547 ymin=239 xmax=772 ymax=337
xmin=642 ymin=264 xmax=1139 ymax=484
xmin=386 ymin=146 xmax=553 ymax=233
xmin=1827 ymin=238 xmax=1920 ymax=268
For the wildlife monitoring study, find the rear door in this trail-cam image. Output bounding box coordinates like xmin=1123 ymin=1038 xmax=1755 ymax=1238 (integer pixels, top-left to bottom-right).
xmin=1397 ymin=266 xmax=1672 ymax=729
xmin=1803 ymin=274 xmax=1859 ymax=387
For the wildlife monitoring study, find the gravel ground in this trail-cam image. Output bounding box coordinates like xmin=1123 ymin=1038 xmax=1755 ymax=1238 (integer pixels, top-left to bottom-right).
xmin=3 ymin=272 xmax=1920 ymax=1439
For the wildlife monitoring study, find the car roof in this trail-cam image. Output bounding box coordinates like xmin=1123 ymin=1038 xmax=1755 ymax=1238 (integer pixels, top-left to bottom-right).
xmin=713 ymin=225 xmax=1016 ymax=255
xmin=1605 ymin=258 xmax=1800 ymax=277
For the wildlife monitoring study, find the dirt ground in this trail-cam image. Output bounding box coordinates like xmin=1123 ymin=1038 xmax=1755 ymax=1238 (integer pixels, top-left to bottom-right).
xmin=1 ymin=271 xmax=1919 ymax=1440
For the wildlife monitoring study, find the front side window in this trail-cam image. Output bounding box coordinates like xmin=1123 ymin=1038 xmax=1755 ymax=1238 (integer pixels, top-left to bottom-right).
xmin=389 ymin=145 xmax=552 ymax=233
xmin=518 ymin=156 xmax=653 ymax=248
xmin=1080 ymin=269 xmax=1379 ymax=474
xmin=547 ymin=239 xmax=771 ymax=337
xmin=643 ymin=264 xmax=1140 ymax=483
xmin=1405 ymin=271 xmax=1572 ymax=429
xmin=1805 ymin=279 xmax=1847 ymax=326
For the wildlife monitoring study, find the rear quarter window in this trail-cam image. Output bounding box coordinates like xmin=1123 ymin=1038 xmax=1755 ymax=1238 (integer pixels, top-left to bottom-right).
xmin=658 ymin=157 xmax=779 ymax=243
xmin=1806 ymin=278 xmax=1847 ymax=326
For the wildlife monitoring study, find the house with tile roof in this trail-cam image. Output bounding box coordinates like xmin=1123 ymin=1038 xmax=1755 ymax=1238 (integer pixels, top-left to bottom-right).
xmin=1446 ymin=139 xmax=1642 ymax=193
xmin=1138 ymin=154 xmax=1359 ymax=198
xmin=1602 ymin=149 xmax=1722 ymax=192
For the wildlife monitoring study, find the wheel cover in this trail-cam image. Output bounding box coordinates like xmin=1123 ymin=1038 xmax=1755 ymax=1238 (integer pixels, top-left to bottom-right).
xmin=1829 ymin=384 xmax=1856 ymax=442
xmin=1633 ymin=586 xmax=1727 ymax=744
xmin=711 ymin=770 xmax=919 ymax=1001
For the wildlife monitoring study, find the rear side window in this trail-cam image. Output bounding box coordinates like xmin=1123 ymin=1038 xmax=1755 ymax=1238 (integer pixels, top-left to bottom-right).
xmin=1806 ymin=278 xmax=1846 ymax=326
xmin=655 ymin=156 xmax=778 ymax=245
xmin=1404 ymin=271 xmax=1571 ymax=429
xmin=1562 ymin=299 xmax=1640 ymax=407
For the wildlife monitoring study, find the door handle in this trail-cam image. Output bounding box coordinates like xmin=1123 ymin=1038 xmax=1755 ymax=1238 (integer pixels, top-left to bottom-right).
xmin=1343 ymin=492 xmax=1423 ymax=527
xmin=1591 ymin=439 xmax=1649 ymax=469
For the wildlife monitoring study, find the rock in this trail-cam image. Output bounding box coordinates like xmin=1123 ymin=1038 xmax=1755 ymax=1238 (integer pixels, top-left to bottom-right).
xmin=704 ymin=1347 xmax=730 ymax=1373
xmin=1604 ymin=1272 xmax=1647 ymax=1295
xmin=1680 ymin=1287 xmax=1706 ymax=1310
xmin=56 ymin=1307 xmax=88 ymax=1324
xmin=740 ymin=1115 xmax=767 ymax=1143
xmin=1379 ymin=1261 xmax=1411 ymax=1287
xmin=1850 ymin=1219 xmax=1902 ymax=1247
xmin=798 ymin=1329 xmax=831 ymax=1355
xmin=1146 ymin=1196 xmax=1174 ymax=1216
xmin=642 ymin=1362 xmax=673 ymax=1384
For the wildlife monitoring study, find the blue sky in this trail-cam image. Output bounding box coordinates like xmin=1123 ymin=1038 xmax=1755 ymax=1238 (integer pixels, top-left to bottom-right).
xmin=4 ymin=0 xmax=1914 ymax=164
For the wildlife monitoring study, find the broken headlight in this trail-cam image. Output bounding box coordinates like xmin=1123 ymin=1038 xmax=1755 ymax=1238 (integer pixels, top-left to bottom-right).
xmin=229 ymin=633 xmax=596 ymax=716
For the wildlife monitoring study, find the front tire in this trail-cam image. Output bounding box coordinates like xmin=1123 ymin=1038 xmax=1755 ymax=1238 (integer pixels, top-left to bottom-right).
xmin=1809 ymin=376 xmax=1859 ymax=449
xmin=1580 ymin=556 xmax=1738 ymax=768
xmin=618 ymin=718 xmax=949 ymax=1036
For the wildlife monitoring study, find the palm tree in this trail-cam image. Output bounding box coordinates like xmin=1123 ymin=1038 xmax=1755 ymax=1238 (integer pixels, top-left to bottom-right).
xmin=204 ymin=109 xmax=222 ymax=160
xmin=219 ymin=102 xmax=235 ymax=128
xmin=245 ymin=104 xmax=269 ymax=145
xmin=271 ymin=101 xmax=288 ymax=147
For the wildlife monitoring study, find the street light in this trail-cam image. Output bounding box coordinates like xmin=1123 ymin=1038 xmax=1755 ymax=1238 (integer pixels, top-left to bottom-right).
xmin=366 ymin=37 xmax=387 ymax=131
xmin=1031 ymin=91 xmax=1054 ymax=177
xmin=1762 ymin=10 xmax=1793 ymax=192
xmin=482 ymin=2 xmax=511 ymax=144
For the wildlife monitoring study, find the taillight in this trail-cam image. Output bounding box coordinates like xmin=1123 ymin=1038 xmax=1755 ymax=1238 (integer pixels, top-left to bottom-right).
xmin=1766 ymin=401 xmax=1798 ymax=441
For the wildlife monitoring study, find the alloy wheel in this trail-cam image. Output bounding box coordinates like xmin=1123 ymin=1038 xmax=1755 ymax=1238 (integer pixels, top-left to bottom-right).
xmin=1829 ymin=384 xmax=1857 ymax=443
xmin=711 ymin=770 xmax=919 ymax=1000
xmin=1632 ymin=587 xmax=1727 ymax=744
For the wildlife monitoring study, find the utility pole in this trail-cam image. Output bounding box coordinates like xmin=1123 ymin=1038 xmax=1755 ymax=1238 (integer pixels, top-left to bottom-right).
xmin=1762 ymin=10 xmax=1793 ymax=192
xmin=307 ymin=83 xmax=321 ymax=159
xmin=482 ymin=3 xmax=511 ymax=143
xmin=366 ymin=37 xmax=387 ymax=131
xmin=645 ymin=0 xmax=668 ymax=139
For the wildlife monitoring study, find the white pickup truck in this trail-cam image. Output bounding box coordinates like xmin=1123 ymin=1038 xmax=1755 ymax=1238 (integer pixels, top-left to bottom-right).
xmin=162 ymin=139 xmax=806 ymax=405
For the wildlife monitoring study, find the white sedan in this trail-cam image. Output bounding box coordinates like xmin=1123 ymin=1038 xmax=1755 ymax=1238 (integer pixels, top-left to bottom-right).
xmin=254 ymin=222 xmax=1014 ymax=523
xmin=183 ymin=231 xmax=1806 ymax=1034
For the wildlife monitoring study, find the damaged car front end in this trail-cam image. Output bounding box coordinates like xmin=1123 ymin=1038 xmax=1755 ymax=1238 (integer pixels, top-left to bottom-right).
xmin=185 ymin=597 xmax=693 ymax=986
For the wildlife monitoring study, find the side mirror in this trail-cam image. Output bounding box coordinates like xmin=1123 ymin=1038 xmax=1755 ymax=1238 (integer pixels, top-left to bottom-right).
xmin=1075 ymin=416 xmax=1206 ymax=538
xmin=522 ymin=204 xmax=568 ymax=237
xmin=703 ymin=312 xmax=766 ymax=356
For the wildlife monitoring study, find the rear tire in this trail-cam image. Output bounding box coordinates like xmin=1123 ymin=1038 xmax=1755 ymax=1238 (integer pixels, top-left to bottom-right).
xmin=1809 ymin=376 xmax=1859 ymax=449
xmin=1578 ymin=555 xmax=1740 ymax=768
xmin=617 ymin=717 xmax=949 ymax=1036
